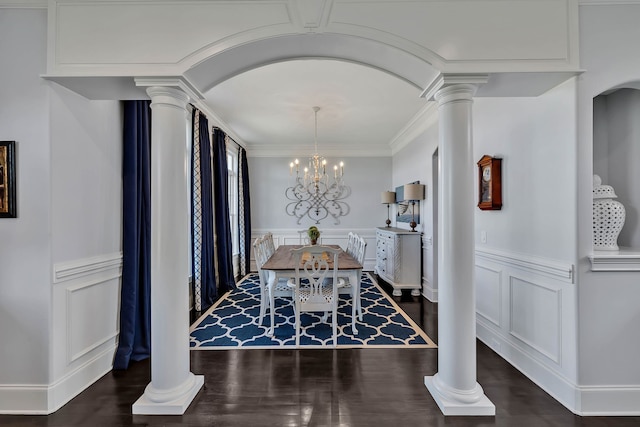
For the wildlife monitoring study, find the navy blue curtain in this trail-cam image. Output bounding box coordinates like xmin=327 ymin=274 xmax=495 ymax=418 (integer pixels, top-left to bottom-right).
xmin=212 ymin=128 xmax=236 ymax=292
xmin=239 ymin=147 xmax=252 ymax=276
xmin=192 ymin=110 xmax=218 ymax=310
xmin=114 ymin=100 xmax=151 ymax=370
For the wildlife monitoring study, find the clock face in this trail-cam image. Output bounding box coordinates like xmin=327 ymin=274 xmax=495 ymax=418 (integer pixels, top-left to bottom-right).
xmin=482 ymin=166 xmax=491 ymax=182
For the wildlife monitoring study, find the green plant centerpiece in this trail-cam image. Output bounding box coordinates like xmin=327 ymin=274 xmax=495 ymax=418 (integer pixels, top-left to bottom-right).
xmin=307 ymin=226 xmax=320 ymax=245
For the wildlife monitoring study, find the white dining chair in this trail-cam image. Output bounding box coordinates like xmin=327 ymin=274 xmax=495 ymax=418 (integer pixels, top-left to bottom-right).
xmin=253 ymin=234 xmax=292 ymax=326
xmin=345 ymin=231 xmax=358 ymax=257
xmin=336 ymin=234 xmax=366 ymax=321
xmin=264 ymin=232 xmax=276 ymax=256
xmin=291 ymin=245 xmax=341 ymax=347
xmin=297 ymin=229 xmax=310 ymax=245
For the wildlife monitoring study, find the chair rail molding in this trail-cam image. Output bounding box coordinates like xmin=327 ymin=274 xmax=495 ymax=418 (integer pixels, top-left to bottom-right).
xmin=53 ymin=252 xmax=123 ymax=283
xmin=475 ymin=246 xmax=574 ymax=283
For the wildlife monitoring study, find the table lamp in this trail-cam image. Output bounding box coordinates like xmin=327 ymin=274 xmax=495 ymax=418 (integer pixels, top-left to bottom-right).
xmin=381 ymin=191 xmax=396 ymax=227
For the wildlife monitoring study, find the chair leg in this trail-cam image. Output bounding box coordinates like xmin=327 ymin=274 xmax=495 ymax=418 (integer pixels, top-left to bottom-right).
xmin=295 ymin=300 xmax=300 ymax=348
xmin=332 ymin=304 xmax=337 ymax=348
xmin=268 ymin=286 xmax=276 ymax=336
xmin=258 ymin=287 xmax=267 ymax=325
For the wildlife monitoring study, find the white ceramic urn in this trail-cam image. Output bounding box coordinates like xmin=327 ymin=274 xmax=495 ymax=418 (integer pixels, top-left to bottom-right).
xmin=592 ymin=175 xmax=626 ymax=251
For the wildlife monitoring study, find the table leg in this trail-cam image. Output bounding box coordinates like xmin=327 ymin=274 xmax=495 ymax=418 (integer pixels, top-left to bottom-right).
xmin=267 ymin=271 xmax=276 ymax=336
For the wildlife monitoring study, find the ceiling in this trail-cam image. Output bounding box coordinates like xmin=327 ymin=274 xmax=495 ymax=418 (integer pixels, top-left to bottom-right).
xmin=202 ymin=59 xmax=429 ymax=157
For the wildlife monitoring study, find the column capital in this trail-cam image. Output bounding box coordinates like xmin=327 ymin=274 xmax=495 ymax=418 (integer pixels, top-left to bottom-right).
xmin=420 ymin=73 xmax=489 ymax=102
xmin=136 ymin=76 xmax=203 ymax=104
xmin=145 ymin=86 xmax=191 ymax=110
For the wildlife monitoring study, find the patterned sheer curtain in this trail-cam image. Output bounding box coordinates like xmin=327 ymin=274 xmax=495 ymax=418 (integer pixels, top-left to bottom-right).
xmin=191 ymin=109 xmax=217 ymax=312
xmin=238 ymin=146 xmax=251 ymax=277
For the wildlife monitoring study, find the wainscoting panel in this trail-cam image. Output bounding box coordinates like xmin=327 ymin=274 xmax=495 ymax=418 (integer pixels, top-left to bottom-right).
xmin=475 ymin=247 xmax=578 ymax=413
xmin=475 ymin=265 xmax=502 ymax=328
xmin=509 ymin=276 xmax=561 ymax=363
xmin=49 ymin=253 xmax=122 ymax=414
xmin=66 ymin=276 xmax=120 ymax=363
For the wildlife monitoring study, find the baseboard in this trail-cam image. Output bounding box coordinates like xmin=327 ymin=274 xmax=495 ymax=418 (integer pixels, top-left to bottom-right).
xmin=476 ymin=322 xmax=578 ymax=414
xmin=577 ymin=385 xmax=640 ymax=416
xmin=0 ymin=344 xmax=115 ymax=414
xmin=422 ymin=278 xmax=437 ymax=302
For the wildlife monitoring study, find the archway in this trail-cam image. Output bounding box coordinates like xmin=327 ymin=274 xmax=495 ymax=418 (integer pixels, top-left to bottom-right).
xmin=136 ymin=31 xmax=493 ymax=416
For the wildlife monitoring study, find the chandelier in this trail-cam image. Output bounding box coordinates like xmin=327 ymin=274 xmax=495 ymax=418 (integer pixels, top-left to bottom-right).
xmin=285 ymin=106 xmax=351 ymax=224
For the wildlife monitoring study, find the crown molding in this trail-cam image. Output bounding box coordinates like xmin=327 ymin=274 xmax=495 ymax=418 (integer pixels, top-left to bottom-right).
xmin=389 ymin=102 xmax=438 ymax=155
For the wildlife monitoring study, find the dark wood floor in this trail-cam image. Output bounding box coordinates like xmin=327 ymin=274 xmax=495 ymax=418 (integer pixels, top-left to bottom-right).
xmin=2 ymin=276 xmax=639 ymax=426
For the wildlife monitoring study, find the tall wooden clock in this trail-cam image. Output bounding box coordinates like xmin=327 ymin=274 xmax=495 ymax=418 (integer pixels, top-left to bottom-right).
xmin=477 ymin=155 xmax=502 ymax=210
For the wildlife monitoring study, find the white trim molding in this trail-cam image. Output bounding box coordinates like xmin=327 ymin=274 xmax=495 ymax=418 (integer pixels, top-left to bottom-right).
xmin=589 ymin=247 xmax=640 ymax=271
xmin=53 ymin=252 xmax=122 ymax=283
xmin=476 ymin=247 xmax=574 ymax=283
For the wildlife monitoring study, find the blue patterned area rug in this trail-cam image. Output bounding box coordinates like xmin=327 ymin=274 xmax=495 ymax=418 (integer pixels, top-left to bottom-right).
xmin=190 ymin=272 xmax=437 ymax=349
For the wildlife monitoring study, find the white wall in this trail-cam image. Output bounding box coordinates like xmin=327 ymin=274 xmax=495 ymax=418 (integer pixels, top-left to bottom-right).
xmin=0 ymin=6 xmax=52 ymax=395
xmin=0 ymin=8 xmax=123 ymax=414
xmin=392 ymin=115 xmax=439 ymax=300
xmin=249 ymin=156 xmax=392 ymax=231
xmin=49 ymin=83 xmax=123 ymax=411
xmin=473 ymin=80 xmax=577 ymax=261
xmin=575 ymin=3 xmax=640 ymax=415
xmin=471 ymin=80 xmax=579 ymax=412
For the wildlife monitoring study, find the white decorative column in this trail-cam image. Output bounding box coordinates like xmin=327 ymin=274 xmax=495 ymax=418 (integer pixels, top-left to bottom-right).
xmin=422 ymin=75 xmax=495 ymax=415
xmin=132 ymin=86 xmax=204 ymax=415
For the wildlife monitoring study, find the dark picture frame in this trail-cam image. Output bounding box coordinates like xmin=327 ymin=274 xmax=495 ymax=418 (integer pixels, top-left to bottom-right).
xmin=395 ymin=181 xmax=420 ymax=224
xmin=0 ymin=141 xmax=17 ymax=218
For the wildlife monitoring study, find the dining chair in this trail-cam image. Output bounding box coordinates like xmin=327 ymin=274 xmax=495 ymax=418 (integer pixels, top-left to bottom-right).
xmin=291 ymin=245 xmax=341 ymax=347
xmin=336 ymin=234 xmax=366 ymax=321
xmin=297 ymin=229 xmax=310 ymax=245
xmin=264 ymin=232 xmax=276 ymax=256
xmin=345 ymin=231 xmax=358 ymax=257
xmin=253 ymin=234 xmax=292 ymax=326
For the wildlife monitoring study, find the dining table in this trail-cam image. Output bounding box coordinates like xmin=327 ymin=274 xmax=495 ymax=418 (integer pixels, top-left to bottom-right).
xmin=261 ymin=244 xmax=363 ymax=336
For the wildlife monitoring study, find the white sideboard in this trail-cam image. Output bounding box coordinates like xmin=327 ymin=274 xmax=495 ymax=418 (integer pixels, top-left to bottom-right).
xmin=374 ymin=227 xmax=422 ymax=296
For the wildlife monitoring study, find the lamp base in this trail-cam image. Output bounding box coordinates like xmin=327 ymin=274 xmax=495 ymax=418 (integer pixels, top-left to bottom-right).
xmin=409 ymin=220 xmax=417 ymax=232
xmin=385 ymin=218 xmax=391 ymax=227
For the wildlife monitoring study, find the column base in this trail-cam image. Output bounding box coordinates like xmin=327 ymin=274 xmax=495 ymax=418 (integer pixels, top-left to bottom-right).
xmin=132 ymin=374 xmax=204 ymax=415
xmin=425 ymin=375 xmax=495 ymax=416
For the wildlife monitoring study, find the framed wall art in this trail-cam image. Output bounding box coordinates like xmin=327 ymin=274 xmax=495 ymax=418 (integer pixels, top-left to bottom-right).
xmin=0 ymin=141 xmax=17 ymax=218
xmin=395 ymin=181 xmax=420 ymax=225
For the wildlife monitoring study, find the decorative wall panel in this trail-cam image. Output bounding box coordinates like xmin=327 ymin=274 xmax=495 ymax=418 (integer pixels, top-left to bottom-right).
xmin=475 ymin=265 xmax=502 ymax=328
xmin=509 ymin=276 xmax=561 ymax=363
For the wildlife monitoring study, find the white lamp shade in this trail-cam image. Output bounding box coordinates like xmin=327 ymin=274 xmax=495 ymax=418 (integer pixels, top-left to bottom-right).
xmin=381 ymin=191 xmax=396 ymax=204
xmin=404 ymin=183 xmax=425 ymax=201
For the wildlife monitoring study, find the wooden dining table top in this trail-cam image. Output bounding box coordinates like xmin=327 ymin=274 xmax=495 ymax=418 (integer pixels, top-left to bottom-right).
xmin=261 ymin=244 xmax=362 ymax=271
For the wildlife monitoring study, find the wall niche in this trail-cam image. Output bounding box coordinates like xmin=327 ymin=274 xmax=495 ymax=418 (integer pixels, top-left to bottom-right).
xmin=593 ymin=88 xmax=640 ymax=250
